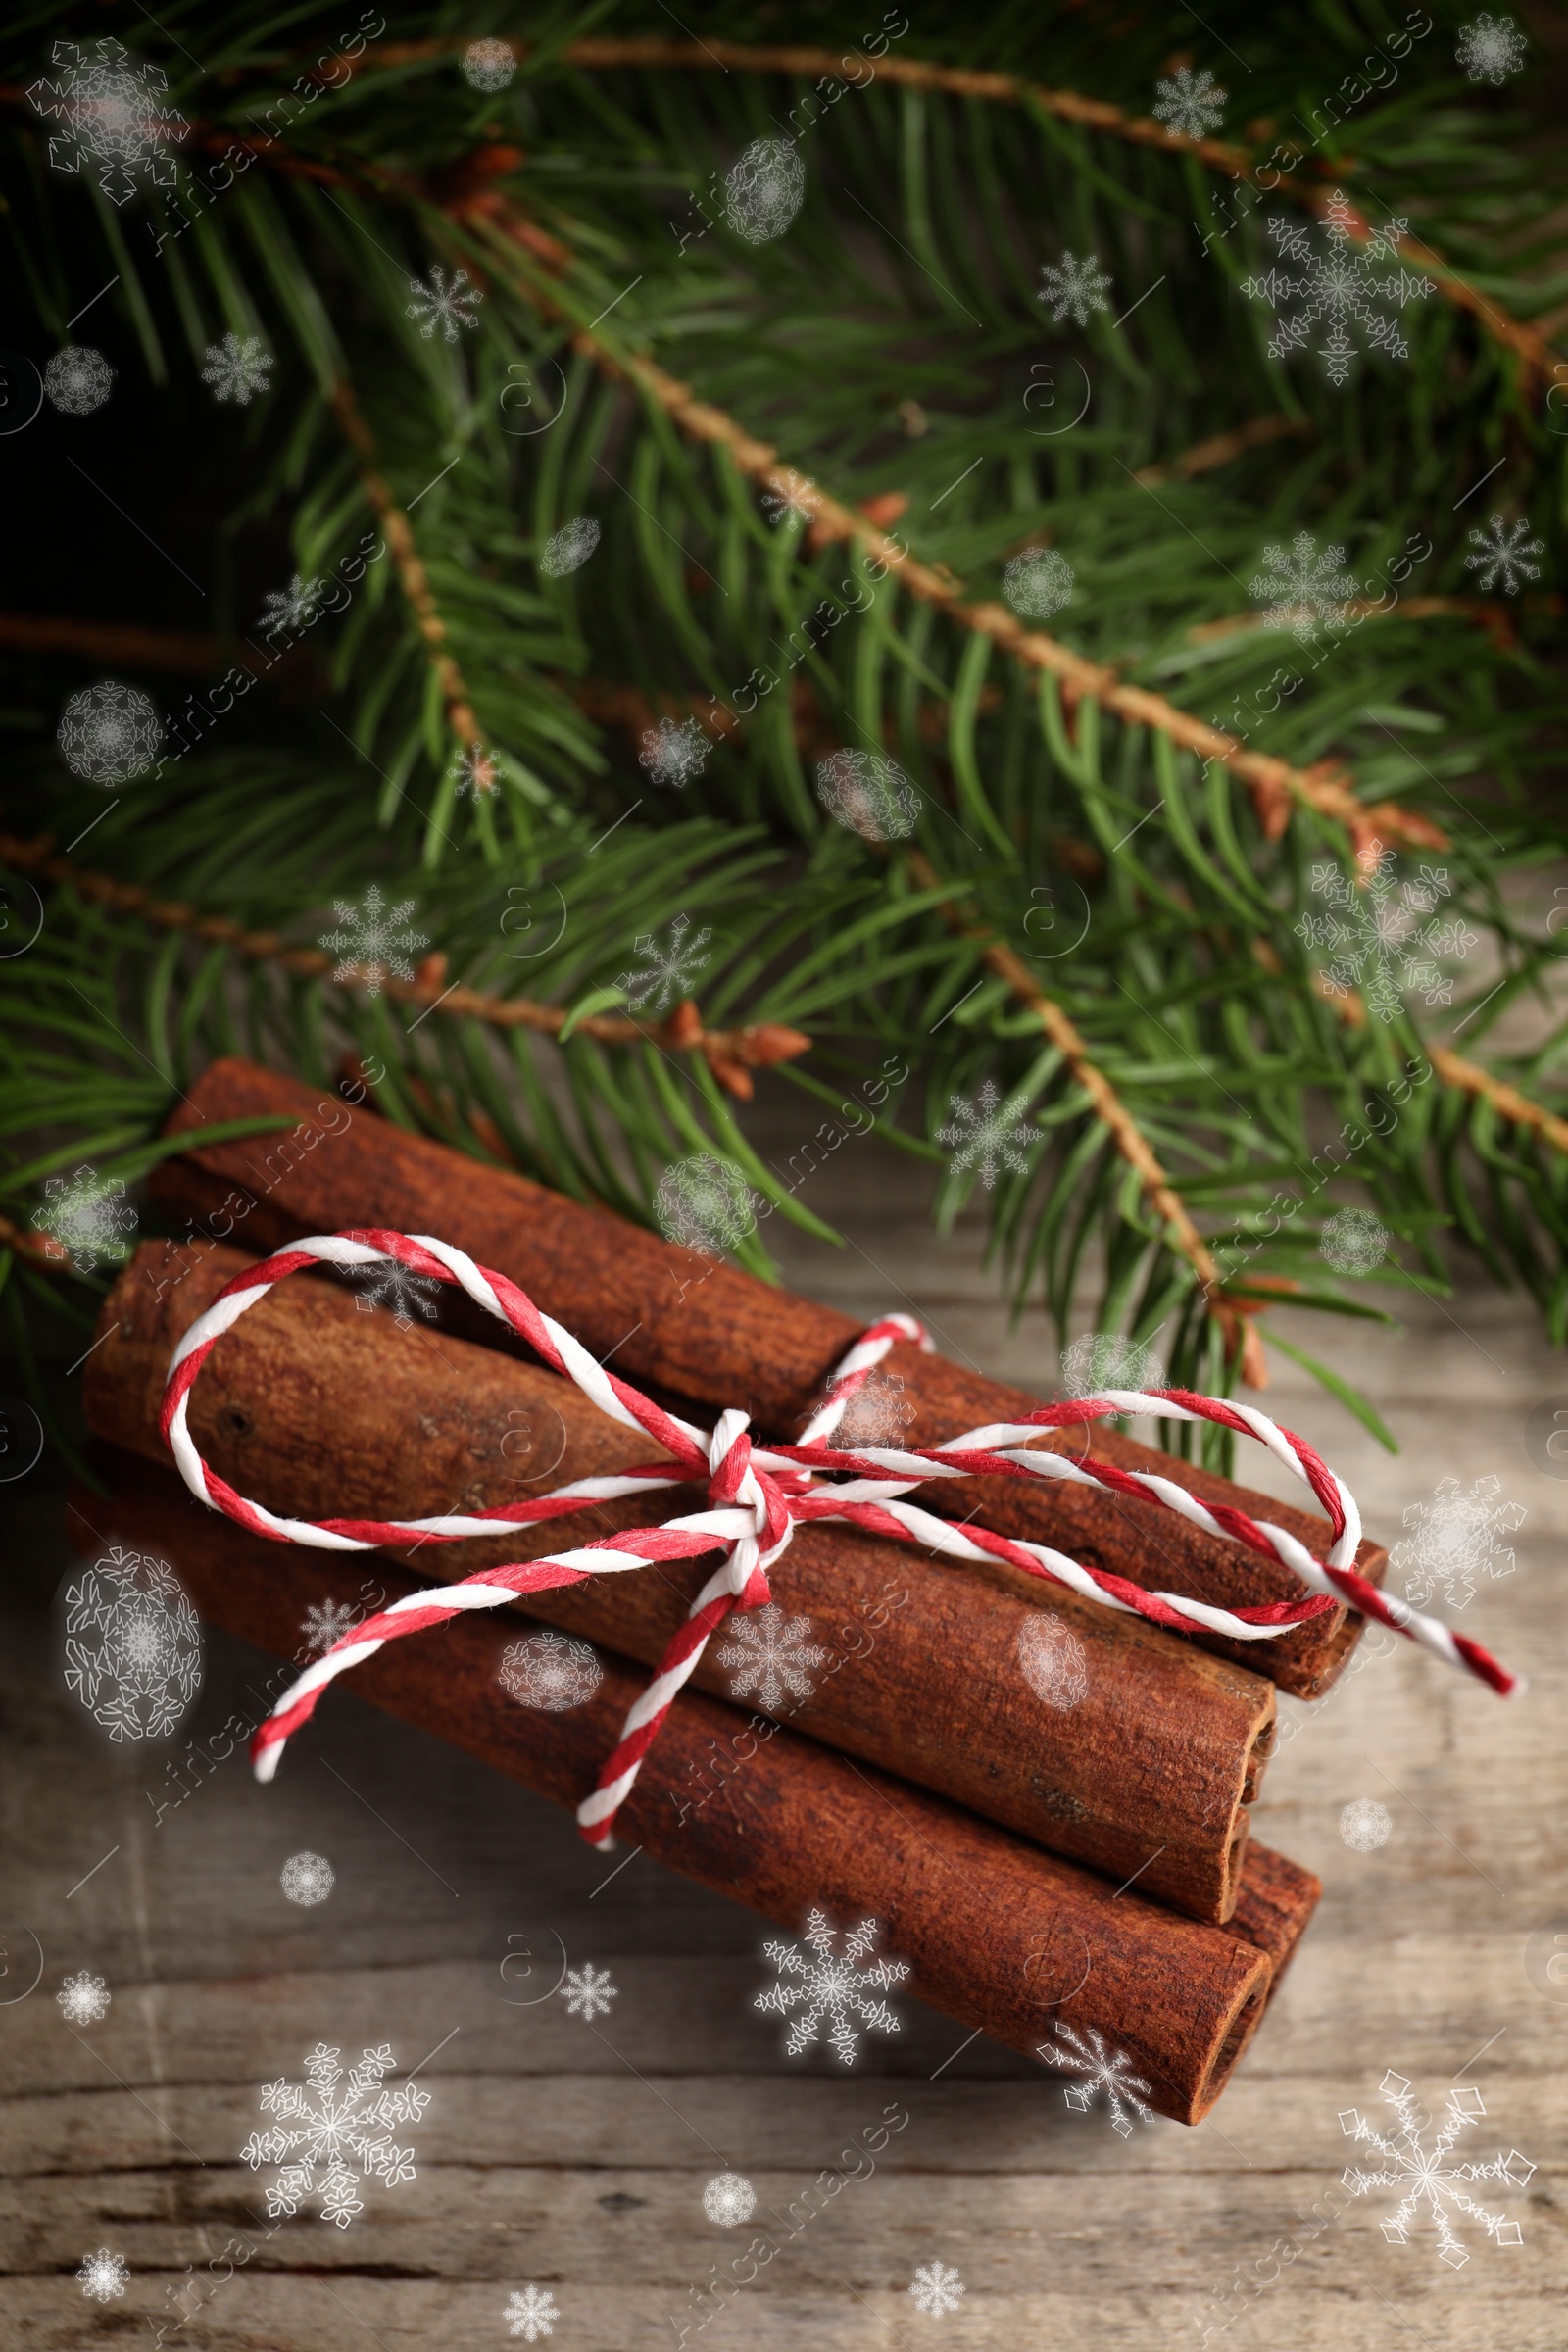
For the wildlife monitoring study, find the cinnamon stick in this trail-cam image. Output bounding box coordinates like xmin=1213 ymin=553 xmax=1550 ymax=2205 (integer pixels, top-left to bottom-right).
xmin=85 ymin=1240 xmax=1277 ymax=1922
xmin=69 ymin=1445 xmax=1321 ymax=2126
xmin=148 ymin=1059 xmax=1386 ymax=1696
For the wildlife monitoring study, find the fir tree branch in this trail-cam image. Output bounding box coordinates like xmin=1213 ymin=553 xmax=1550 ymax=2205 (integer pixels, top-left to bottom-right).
xmin=1428 ymin=1048 xmax=1568 ymax=1156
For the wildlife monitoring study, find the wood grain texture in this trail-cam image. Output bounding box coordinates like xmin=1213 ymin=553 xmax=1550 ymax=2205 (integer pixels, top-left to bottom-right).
xmin=86 ymin=1238 xmax=1277 ymax=1923
xmin=147 ymin=1060 xmax=1387 ymax=1695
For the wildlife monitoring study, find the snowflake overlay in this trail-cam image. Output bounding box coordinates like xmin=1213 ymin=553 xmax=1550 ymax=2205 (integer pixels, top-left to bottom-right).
xmin=319 ymin=887 xmax=429 ymax=996
xmin=1039 ymin=250 xmax=1113 ymax=326
xmin=1243 ymin=190 xmax=1435 ymax=386
xmin=814 ymin=750 xmax=919 ymax=843
xmin=201 ymin=332 xmax=272 ymax=406
xmin=1153 ymin=65 xmax=1226 ymax=140
xmin=350 ymin=1256 xmax=441 ymax=1331
xmin=655 ymin=1152 xmax=757 ymax=1254
xmin=1041 ymin=2020 xmax=1155 ymax=2135
xmin=1340 ymin=2070 xmax=1534 ymax=2267
xmin=1392 ymin=1475 xmax=1525 ymax=1611
xmin=499 ymin=1630 xmax=605 ymax=1713
xmin=756 ymin=1908 xmax=908 ymax=2065
xmin=1340 ymin=1798 xmax=1392 ymax=1852
xmin=618 ymin=911 xmax=712 ymax=1014
xmin=763 ymin=475 xmax=816 ymax=526
xmin=463 ymin=38 xmax=517 ymax=94
xmin=703 ymin=2172 xmax=757 ymax=2227
xmin=76 ymin=2247 xmax=128 ymax=2301
xmin=1016 ymin=1614 xmax=1090 ymax=1712
xmin=1061 ymin=1331 xmax=1163 ymax=1398
xmin=507 ymin=2284 xmax=560 ymax=2342
xmin=44 ymin=345 xmax=114 ymax=415
xmin=540 ymin=516 xmax=600 ymax=577
xmin=261 ymin=573 xmax=325 ymax=636
xmin=640 ymin=714 xmax=710 ymax=787
xmin=716 ymin=1604 xmax=831 ymax=1713
xmin=63 ymin=1546 xmax=203 ymax=1742
xmin=280 ymin=1851 xmax=335 ymax=1906
xmin=1297 ymin=841 xmax=1475 ymax=1022
xmin=1456 ymin=13 xmax=1528 ymax=84
xmin=1250 ymin=531 xmax=1359 ymax=642
xmin=58 ymin=679 xmax=163 ymax=784
xmin=1464 ymin=514 xmax=1544 ymax=596
xmin=27 ymin=39 xmax=186 ymax=207
xmin=835 ymin=1370 xmax=915 ymax=1448
xmin=1319 ymin=1206 xmax=1388 ymax=1276
xmin=1003 ymin=547 xmax=1075 ymax=620
xmin=448 ymin=743 xmax=500 ymax=799
xmin=560 ymin=1963 xmax=617 ymax=2021
xmin=58 ymin=1970 xmax=111 ymax=2025
xmin=938 ymin=1079 xmax=1033 ymax=1190
xmin=407 ymin=265 xmax=482 ymax=342
xmin=722 ymin=138 xmax=806 ymax=243
xmin=242 ymin=2042 xmax=426 ymax=2229
xmin=908 ymin=2260 xmax=966 ymax=2318
xmin=31 ymin=1165 xmax=137 ymax=1270
xmin=300 ymin=1597 xmax=359 ymax=1656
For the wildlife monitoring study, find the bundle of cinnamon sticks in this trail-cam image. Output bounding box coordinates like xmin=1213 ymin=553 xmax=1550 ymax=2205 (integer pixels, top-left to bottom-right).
xmin=71 ymin=1058 xmax=1371 ymax=2123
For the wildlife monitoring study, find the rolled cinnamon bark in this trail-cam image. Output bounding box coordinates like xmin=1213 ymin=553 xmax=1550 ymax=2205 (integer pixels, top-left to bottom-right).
xmin=85 ymin=1240 xmax=1277 ymax=1923
xmin=69 ymin=1446 xmax=1321 ymax=2126
xmin=147 ymin=1059 xmax=1387 ymax=1696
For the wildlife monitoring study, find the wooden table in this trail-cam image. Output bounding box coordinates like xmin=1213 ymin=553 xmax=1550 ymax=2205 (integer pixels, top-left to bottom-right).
xmin=2 ymin=1127 xmax=1563 ymax=2348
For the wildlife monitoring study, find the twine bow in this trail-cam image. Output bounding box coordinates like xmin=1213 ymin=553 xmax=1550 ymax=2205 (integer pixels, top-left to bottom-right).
xmin=158 ymin=1230 xmax=1519 ymax=1845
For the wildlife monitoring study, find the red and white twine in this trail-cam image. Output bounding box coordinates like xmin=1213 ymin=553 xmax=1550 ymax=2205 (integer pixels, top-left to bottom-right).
xmin=159 ymin=1230 xmax=1520 ymax=1844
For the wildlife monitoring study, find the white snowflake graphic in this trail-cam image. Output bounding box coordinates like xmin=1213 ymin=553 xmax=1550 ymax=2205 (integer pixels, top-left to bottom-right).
xmin=58 ymin=1970 xmax=111 ymax=2025
xmin=1340 ymin=2069 xmax=1534 ymax=2267
xmin=260 ymin=573 xmax=325 ymax=636
xmin=1060 ymin=1331 xmax=1164 ymax=1398
xmin=448 ymin=742 xmax=501 ymax=799
xmin=76 ymin=2246 xmax=128 ymax=2302
xmin=755 ymin=1908 xmax=908 ymax=2065
xmin=463 ymin=37 xmax=517 ymax=93
xmin=63 ymin=1547 xmax=202 ymax=1742
xmin=1152 ymin=65 xmax=1226 ymax=140
xmin=1243 ymin=189 xmax=1435 ymax=386
xmin=654 ymin=1153 xmax=757 ymax=1254
xmin=1319 ymin=1206 xmax=1388 ymax=1276
xmin=499 ymin=1630 xmax=605 ymax=1713
xmin=722 ymin=137 xmax=805 ymax=243
xmin=349 ymin=1255 xmax=441 ymax=1330
xmin=31 ymin=1165 xmax=137 ymax=1270
xmin=618 ymin=912 xmax=713 ymax=1014
xmin=506 ymin=2284 xmax=560 ymax=2342
xmin=201 ymin=332 xmax=272 ymax=406
xmin=1250 ymin=531 xmax=1359 ymax=643
xmin=814 ymin=749 xmax=919 ymax=843
xmin=1391 ymin=1475 xmax=1525 ymax=1612
xmin=1039 ymin=249 xmax=1113 ymax=327
xmin=1003 ymin=547 xmax=1075 ymax=621
xmin=639 ymin=713 xmax=710 ymax=788
xmin=1464 ymin=514 xmax=1544 ymax=596
xmin=57 ymin=678 xmax=163 ymax=785
xmin=908 ymin=2259 xmax=966 ymax=2318
xmin=300 ymin=1597 xmax=359 ymax=1656
xmin=44 ymin=344 xmax=114 ymax=415
xmin=1456 ymin=13 xmax=1528 ymax=83
xmin=540 ymin=516 xmax=600 ymax=577
xmin=1297 ymin=841 xmax=1476 ymax=1023
xmin=560 ymin=1963 xmax=617 ymax=2022
xmin=938 ymin=1079 xmax=1034 ymax=1190
xmin=280 ymin=1851 xmax=335 ymax=1906
xmin=1016 ymin=1614 xmax=1090 ymax=1712
xmin=241 ymin=2041 xmax=426 ymax=2230
xmin=1340 ymin=1798 xmax=1393 ymax=1852
xmin=407 ymin=265 xmax=482 ymax=343
xmin=762 ymin=474 xmax=816 ymax=526
xmin=703 ymin=2171 xmax=756 ymax=2227
xmin=835 ymin=1370 xmax=915 ymax=1449
xmin=1041 ymin=2020 xmax=1155 ymax=2136
xmin=716 ymin=1604 xmax=831 ymax=1714
xmin=319 ymin=887 xmax=429 ymax=996
xmin=27 ymin=38 xmax=186 ymax=207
